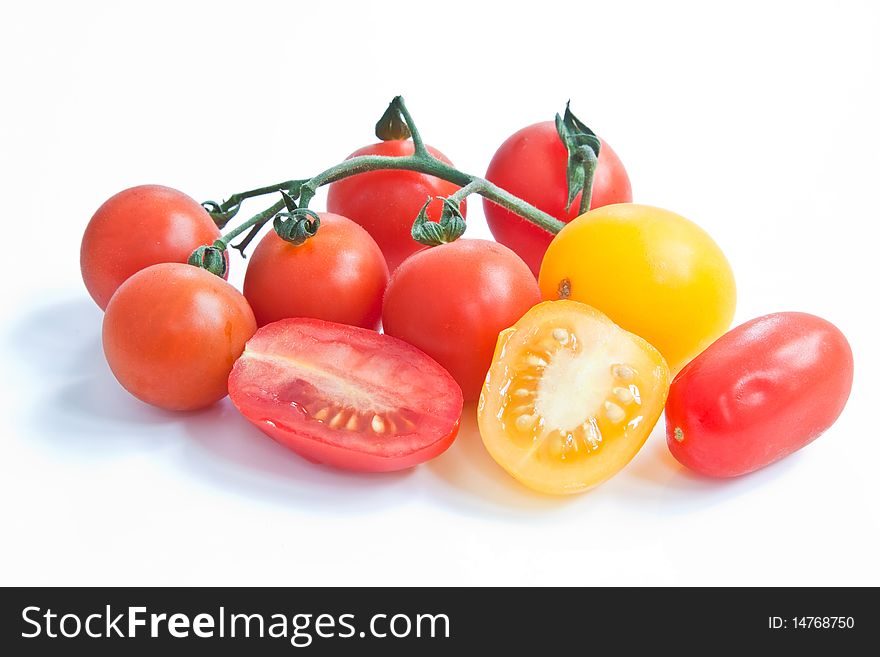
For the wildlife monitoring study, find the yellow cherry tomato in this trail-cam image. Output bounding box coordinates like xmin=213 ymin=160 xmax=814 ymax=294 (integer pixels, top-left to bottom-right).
xmin=478 ymin=300 xmax=669 ymax=495
xmin=538 ymin=203 xmax=736 ymax=372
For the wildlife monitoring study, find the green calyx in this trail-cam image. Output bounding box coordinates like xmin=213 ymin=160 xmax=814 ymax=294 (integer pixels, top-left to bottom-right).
xmin=187 ymin=241 xmax=228 ymax=278
xmin=556 ymin=101 xmax=601 ymax=214
xmin=273 ymin=191 xmax=320 ymax=246
xmin=201 ymin=200 xmax=242 ymax=229
xmin=375 ymin=96 xmax=412 ymax=141
xmin=411 ymin=197 xmax=466 ymax=246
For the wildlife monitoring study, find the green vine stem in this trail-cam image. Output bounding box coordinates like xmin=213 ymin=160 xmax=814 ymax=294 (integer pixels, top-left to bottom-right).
xmin=220 ymin=199 xmax=286 ymax=257
xmin=194 ymin=96 xmax=570 ymax=272
xmin=393 ymin=96 xmax=428 ymax=156
xmin=446 ymin=179 xmax=484 ymax=206
xmin=202 ymin=180 xmax=304 ymax=229
xmin=578 ymin=150 xmax=599 ymax=215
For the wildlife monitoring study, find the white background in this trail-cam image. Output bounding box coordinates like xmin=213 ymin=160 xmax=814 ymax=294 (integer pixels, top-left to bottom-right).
xmin=1 ymin=0 xmax=878 ymax=586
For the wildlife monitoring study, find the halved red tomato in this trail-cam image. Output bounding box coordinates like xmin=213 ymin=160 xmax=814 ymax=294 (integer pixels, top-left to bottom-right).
xmin=228 ymin=318 xmax=463 ymax=472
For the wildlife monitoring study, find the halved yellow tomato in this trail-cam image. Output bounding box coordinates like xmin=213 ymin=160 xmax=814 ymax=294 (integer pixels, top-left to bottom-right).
xmin=478 ymin=300 xmax=669 ymax=495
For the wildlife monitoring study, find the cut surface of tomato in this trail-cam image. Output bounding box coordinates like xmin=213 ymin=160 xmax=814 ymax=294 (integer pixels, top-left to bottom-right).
xmin=228 ymin=318 xmax=463 ymax=472
xmin=478 ymin=300 xmax=669 ymax=494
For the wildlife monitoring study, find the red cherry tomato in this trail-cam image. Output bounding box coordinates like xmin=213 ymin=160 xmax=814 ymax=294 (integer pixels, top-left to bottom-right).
xmin=483 ymin=121 xmax=632 ymax=276
xmin=103 ymin=263 xmax=257 ymax=411
xmin=243 ymin=213 xmax=388 ymax=329
xmin=81 ymin=185 xmax=222 ymax=309
xmin=665 ymin=312 xmax=853 ymax=477
xmin=382 ymin=239 xmax=541 ymax=401
xmin=326 ymin=140 xmax=466 ymax=271
xmin=228 ymin=318 xmax=463 ymax=472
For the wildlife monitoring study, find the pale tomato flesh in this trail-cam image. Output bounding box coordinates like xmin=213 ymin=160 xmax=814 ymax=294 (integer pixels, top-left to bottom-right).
xmin=228 ymin=318 xmax=463 ymax=472
xmin=479 ymin=301 xmax=669 ymax=494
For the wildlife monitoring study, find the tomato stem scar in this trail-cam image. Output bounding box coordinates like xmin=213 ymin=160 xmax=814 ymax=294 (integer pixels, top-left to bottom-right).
xmin=557 ymin=278 xmax=572 ymax=298
xmin=674 ymin=427 xmax=684 ymax=443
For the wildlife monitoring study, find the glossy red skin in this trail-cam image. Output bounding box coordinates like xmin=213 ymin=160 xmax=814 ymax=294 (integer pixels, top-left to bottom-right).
xmin=665 ymin=312 xmax=853 ymax=477
xmin=483 ymin=121 xmax=632 ymax=276
xmin=81 ymin=185 xmax=222 ymax=309
xmin=382 ymin=239 xmax=541 ymax=401
xmin=103 ymin=263 xmax=257 ymax=411
xmin=228 ymin=318 xmax=463 ymax=472
xmin=326 ymin=140 xmax=466 ymax=271
xmin=243 ymin=213 xmax=389 ymax=329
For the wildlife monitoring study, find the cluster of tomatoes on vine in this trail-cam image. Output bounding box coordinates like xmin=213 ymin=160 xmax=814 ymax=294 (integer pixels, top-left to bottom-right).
xmin=79 ymin=97 xmax=852 ymax=495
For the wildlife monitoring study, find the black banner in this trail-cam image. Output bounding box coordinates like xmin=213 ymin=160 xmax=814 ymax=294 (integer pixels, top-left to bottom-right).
xmin=0 ymin=587 xmax=872 ymax=654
